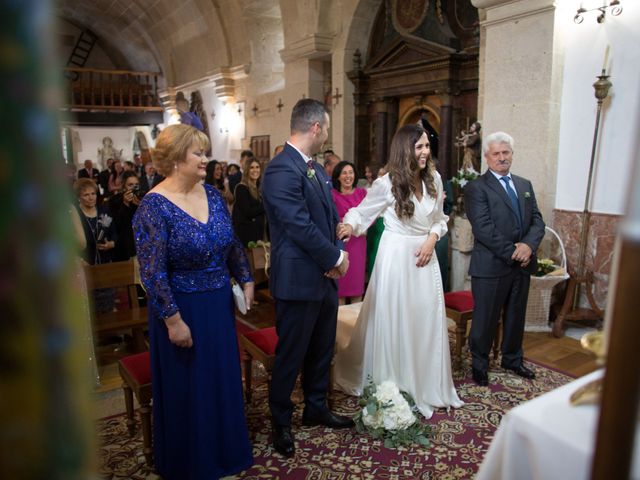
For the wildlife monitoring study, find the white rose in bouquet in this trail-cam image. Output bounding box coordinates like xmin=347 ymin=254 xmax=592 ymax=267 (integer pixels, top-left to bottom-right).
xmin=355 ymin=379 xmax=431 ymax=448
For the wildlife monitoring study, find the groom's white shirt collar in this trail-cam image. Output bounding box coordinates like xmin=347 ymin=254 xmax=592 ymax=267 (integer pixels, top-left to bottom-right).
xmin=286 ymin=141 xmax=312 ymax=164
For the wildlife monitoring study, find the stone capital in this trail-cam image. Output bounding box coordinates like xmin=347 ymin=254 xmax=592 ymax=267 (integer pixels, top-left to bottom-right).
xmin=170 ymin=65 xmax=250 ymax=103
xmin=158 ymin=88 xmax=177 ymax=111
xmin=472 ymin=0 xmax=555 ymax=26
xmin=279 ymin=34 xmax=334 ymax=63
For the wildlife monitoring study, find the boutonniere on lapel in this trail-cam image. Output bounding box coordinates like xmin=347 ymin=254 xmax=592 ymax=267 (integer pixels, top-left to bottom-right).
xmin=524 ymin=192 xmax=531 ymax=199
xmin=306 ymin=160 xmax=316 ymax=180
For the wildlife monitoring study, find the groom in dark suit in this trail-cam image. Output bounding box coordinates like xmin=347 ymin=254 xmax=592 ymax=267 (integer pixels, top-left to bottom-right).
xmin=262 ymin=99 xmax=353 ymax=457
xmin=464 ymin=132 xmax=545 ymax=386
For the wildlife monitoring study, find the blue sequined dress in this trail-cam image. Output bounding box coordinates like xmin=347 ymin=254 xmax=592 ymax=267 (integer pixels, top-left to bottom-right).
xmin=133 ymin=184 xmax=253 ymax=480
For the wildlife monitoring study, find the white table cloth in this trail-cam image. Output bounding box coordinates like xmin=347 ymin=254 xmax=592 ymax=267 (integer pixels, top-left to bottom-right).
xmin=476 ymin=369 xmax=640 ymax=480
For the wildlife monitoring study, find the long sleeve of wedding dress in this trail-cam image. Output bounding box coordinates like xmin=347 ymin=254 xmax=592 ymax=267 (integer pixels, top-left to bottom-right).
xmin=334 ymin=171 xmax=463 ymax=419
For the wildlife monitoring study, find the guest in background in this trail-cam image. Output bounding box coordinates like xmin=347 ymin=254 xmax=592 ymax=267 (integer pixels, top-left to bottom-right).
xmin=77 ymin=159 xmax=99 ymax=182
xmin=205 ymin=159 xmax=233 ymax=204
xmin=108 ymin=159 xmax=124 ymax=195
xmin=324 ymin=152 xmax=340 ymax=177
xmin=227 ymin=162 xmax=242 ymax=195
xmin=331 ymin=160 xmax=367 ymax=304
xmin=74 ymin=177 xmax=117 ymax=316
xmin=74 ymin=178 xmax=116 ymax=266
xmin=98 ymin=157 xmax=114 ymax=196
xmin=109 ymin=171 xmax=141 ymax=261
xmin=334 ymin=124 xmax=463 ymax=419
xmin=464 ymin=131 xmax=545 ymax=386
xmin=220 ymin=160 xmax=229 ymax=178
xmin=231 ymin=150 xmax=254 ymax=193
xmin=273 ymin=144 xmax=284 ymax=156
xmin=232 ymin=156 xmax=266 ymax=246
xmin=356 ymin=162 xmax=378 ymax=190
xmin=123 ymin=160 xmax=136 ymax=172
xmin=140 ymin=161 xmax=164 ymax=194
xmin=133 ymin=153 xmax=144 ymax=176
xmin=133 ymin=124 xmax=253 ymax=479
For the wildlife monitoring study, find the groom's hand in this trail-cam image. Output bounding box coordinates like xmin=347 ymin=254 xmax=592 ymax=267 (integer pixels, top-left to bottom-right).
xmin=337 ymin=251 xmax=349 ymax=276
xmin=325 ymin=251 xmax=349 ymax=278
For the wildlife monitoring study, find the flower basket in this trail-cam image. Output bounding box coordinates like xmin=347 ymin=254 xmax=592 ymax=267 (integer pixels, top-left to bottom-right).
xmin=525 ymin=227 xmax=570 ymax=332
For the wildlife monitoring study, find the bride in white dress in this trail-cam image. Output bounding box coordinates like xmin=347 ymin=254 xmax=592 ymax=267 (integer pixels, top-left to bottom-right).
xmin=334 ymin=124 xmax=463 ymax=419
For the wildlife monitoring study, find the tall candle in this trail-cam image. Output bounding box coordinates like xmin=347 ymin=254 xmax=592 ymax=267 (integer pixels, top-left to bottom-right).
xmin=602 ymin=45 xmax=610 ymax=73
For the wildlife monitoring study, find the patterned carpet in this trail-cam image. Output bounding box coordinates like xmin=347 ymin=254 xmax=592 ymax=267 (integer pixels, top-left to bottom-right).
xmin=97 ymin=352 xmax=574 ymax=479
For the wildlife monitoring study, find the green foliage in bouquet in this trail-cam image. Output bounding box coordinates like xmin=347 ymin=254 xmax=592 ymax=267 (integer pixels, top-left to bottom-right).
xmin=353 ymin=379 xmax=432 ymax=449
xmin=535 ymin=258 xmax=556 ymax=277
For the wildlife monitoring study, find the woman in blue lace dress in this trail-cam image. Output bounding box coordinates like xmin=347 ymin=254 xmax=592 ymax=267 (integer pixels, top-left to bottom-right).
xmin=133 ymin=124 xmax=254 ymax=479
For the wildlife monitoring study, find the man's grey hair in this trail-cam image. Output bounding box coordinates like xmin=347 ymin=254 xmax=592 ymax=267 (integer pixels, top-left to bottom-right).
xmin=290 ymin=99 xmax=328 ymax=133
xmin=483 ymin=132 xmax=514 ymax=155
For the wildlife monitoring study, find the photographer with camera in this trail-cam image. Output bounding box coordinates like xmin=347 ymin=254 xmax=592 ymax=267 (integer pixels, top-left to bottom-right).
xmin=109 ymin=171 xmax=142 ymax=261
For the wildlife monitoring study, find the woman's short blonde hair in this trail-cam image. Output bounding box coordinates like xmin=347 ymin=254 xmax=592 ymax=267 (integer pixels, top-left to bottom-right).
xmin=152 ymin=124 xmax=211 ymax=176
xmin=73 ymin=178 xmax=98 ymax=197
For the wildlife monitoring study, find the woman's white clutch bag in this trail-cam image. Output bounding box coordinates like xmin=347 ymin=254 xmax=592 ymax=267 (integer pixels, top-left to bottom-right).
xmin=231 ymin=282 xmax=247 ymax=314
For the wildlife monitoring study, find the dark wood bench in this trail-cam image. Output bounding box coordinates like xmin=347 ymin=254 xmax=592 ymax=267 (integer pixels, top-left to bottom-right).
xmin=84 ymin=259 xmax=148 ymax=351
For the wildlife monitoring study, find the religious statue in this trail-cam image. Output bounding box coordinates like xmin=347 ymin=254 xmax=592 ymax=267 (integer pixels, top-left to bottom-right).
xmin=189 ymin=90 xmax=210 ymax=137
xmin=455 ymin=121 xmax=481 ymax=171
xmin=97 ymin=136 xmax=122 ymax=165
xmin=175 ymin=91 xmax=204 ymax=132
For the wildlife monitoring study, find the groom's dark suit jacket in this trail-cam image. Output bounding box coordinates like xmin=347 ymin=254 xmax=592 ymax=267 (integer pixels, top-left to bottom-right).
xmin=261 ymin=142 xmax=343 ymax=425
xmin=262 ymin=143 xmax=341 ymax=300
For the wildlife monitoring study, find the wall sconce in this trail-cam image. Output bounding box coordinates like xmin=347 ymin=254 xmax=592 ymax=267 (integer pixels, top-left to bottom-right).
xmin=574 ymin=1 xmax=622 ymax=24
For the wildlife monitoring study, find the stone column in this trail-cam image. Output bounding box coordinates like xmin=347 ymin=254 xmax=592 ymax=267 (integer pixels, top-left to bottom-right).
xmin=471 ymin=0 xmax=563 ymax=221
xmin=439 ymin=94 xmax=453 ymax=179
xmin=279 ymin=34 xmax=334 ymax=150
xmin=374 ymin=98 xmax=389 ymax=165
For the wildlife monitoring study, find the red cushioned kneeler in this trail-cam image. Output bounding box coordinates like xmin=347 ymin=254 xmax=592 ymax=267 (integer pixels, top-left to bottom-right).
xmin=118 ymin=351 xmax=153 ymax=467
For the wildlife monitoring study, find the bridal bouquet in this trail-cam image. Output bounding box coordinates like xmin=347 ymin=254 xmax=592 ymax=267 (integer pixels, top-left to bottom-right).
xmin=354 ymin=380 xmax=431 ymax=448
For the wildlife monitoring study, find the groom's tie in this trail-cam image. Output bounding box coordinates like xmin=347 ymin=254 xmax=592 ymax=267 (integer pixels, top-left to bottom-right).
xmin=501 ymin=176 xmax=522 ymax=229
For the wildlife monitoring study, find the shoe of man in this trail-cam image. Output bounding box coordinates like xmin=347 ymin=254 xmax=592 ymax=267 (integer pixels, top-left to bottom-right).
xmin=302 ymin=410 xmax=354 ymax=429
xmin=472 ymin=367 xmax=489 ymax=386
xmin=501 ymin=362 xmax=536 ymax=379
xmin=272 ymin=424 xmax=295 ymax=457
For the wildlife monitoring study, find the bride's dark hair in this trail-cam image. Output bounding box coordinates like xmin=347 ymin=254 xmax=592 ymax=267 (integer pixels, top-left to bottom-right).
xmin=386 ymin=124 xmax=436 ymax=219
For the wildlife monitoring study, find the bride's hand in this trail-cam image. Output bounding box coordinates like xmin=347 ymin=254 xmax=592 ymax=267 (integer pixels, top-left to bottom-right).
xmin=415 ymin=234 xmax=438 ymax=267
xmin=337 ymin=223 xmax=353 ymax=241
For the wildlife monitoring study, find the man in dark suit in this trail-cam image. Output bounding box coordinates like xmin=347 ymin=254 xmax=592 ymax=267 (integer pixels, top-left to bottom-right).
xmin=77 ymin=159 xmax=99 ymax=182
xmin=464 ymin=131 xmax=545 ymax=386
xmin=139 ymin=161 xmax=164 ymax=193
xmin=262 ymin=99 xmax=353 ymax=457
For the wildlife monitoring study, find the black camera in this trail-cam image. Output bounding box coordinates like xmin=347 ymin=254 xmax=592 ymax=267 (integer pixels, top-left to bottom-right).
xmin=128 ymin=184 xmax=143 ymax=198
